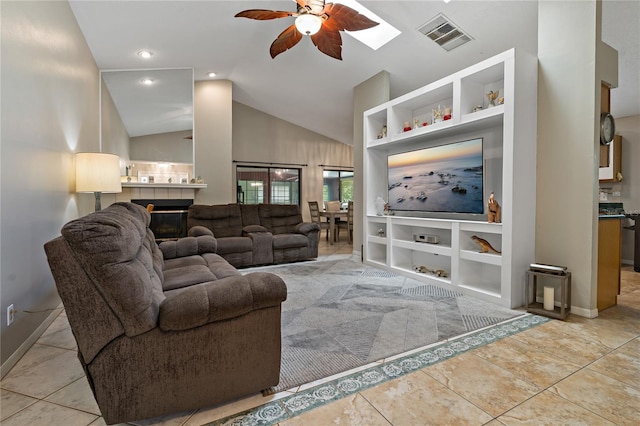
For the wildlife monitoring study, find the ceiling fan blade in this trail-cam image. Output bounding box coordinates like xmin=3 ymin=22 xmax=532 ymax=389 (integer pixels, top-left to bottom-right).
xmin=270 ymin=24 xmax=303 ymax=58
xmin=323 ymin=3 xmax=379 ymax=31
xmin=311 ymin=27 xmax=343 ymax=60
xmin=235 ymin=9 xmax=296 ymax=20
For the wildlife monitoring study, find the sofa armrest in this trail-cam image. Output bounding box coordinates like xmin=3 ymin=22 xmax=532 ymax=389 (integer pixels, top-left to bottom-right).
xmin=188 ymin=225 xmax=214 ymax=237
xmin=243 ymin=225 xmax=269 ymax=235
xmin=295 ymin=222 xmax=320 ymax=235
xmin=158 ymin=272 xmax=286 ymax=331
xmin=159 ymin=235 xmax=217 ymax=260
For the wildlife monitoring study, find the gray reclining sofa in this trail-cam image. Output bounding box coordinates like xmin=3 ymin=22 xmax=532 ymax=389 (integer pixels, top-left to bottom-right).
xmin=44 ymin=202 xmax=287 ymax=424
xmin=187 ymin=203 xmax=320 ymax=268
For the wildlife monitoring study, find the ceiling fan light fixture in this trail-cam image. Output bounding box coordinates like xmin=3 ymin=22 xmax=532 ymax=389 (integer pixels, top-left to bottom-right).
xmin=295 ymin=14 xmax=322 ymax=36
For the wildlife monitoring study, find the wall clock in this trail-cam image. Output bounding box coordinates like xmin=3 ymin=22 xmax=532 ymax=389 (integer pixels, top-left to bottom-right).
xmin=600 ymin=112 xmax=615 ymax=145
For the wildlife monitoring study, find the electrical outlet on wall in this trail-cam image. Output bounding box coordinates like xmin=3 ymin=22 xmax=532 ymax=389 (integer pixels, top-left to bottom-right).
xmin=7 ymin=304 xmax=15 ymax=326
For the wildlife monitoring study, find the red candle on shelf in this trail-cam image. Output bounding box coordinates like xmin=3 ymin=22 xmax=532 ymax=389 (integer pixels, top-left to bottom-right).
xmin=403 ymin=122 xmax=411 ymax=132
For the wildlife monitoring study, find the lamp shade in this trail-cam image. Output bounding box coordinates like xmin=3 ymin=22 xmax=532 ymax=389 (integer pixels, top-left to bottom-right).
xmin=75 ymin=152 xmax=122 ymax=193
xmin=295 ymin=14 xmax=322 ymax=36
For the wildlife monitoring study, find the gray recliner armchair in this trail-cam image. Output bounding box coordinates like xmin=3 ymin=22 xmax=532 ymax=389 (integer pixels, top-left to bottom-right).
xmin=44 ymin=202 xmax=287 ymax=424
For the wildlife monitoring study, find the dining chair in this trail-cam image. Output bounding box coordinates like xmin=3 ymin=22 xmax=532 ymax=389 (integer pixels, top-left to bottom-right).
xmin=325 ymin=200 xmax=341 ymax=212
xmin=308 ymin=201 xmax=330 ymax=241
xmin=337 ymin=201 xmax=353 ymax=243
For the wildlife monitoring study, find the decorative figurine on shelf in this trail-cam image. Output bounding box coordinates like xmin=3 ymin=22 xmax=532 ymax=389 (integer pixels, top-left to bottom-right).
xmin=498 ymin=96 xmax=504 ymax=105
xmin=377 ymin=228 xmax=385 ymax=237
xmin=432 ymin=105 xmax=443 ymax=123
xmin=413 ymin=265 xmax=449 ymax=278
xmin=443 ymin=107 xmax=452 ymax=121
xmin=487 ymin=90 xmax=499 ymax=107
xmin=403 ymin=121 xmax=412 ymax=132
xmin=413 ymin=117 xmax=421 ymax=129
xmin=472 ymin=105 xmax=483 ymax=113
xmin=471 ymin=235 xmax=501 ymax=254
xmin=488 ymin=191 xmax=501 ymax=223
xmin=378 ymin=124 xmax=388 ymax=139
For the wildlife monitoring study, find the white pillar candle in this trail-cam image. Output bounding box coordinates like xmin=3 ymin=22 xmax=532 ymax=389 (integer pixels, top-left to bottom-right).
xmin=543 ymin=286 xmax=555 ymax=311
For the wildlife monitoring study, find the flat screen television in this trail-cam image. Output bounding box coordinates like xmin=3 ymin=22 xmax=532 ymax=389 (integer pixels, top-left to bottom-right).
xmin=387 ymin=138 xmax=483 ymax=214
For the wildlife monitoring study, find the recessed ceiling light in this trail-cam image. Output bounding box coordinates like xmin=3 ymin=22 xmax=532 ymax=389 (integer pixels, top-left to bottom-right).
xmin=137 ymin=50 xmax=153 ymax=59
xmin=208 ymin=72 xmax=217 ymax=78
xmin=141 ymin=78 xmax=154 ymax=85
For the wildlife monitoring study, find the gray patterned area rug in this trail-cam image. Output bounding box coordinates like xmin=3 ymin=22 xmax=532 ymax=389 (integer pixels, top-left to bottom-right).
xmin=247 ymin=259 xmax=523 ymax=393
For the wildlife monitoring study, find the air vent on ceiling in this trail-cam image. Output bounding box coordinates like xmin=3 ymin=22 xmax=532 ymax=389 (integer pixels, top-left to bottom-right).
xmin=418 ymin=13 xmax=473 ymax=51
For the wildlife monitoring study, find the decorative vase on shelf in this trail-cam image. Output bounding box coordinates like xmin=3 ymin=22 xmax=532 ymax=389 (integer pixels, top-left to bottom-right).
xmin=375 ymin=195 xmax=386 ymax=216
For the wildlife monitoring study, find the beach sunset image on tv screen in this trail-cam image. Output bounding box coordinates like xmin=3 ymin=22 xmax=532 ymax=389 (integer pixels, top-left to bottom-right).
xmin=387 ymin=138 xmax=483 ymax=213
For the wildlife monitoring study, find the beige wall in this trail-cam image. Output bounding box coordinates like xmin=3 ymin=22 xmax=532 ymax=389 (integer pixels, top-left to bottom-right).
xmin=0 ymin=1 xmax=104 ymax=369
xmin=232 ymin=102 xmax=353 ymax=222
xmin=536 ymin=1 xmax=613 ymax=317
xmin=353 ymin=72 xmax=391 ymax=259
xmin=100 ymin=78 xmax=130 ymax=170
xmin=194 ymin=80 xmax=233 ymax=204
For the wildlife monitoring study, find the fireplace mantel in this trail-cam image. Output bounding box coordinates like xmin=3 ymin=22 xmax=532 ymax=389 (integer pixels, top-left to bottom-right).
xmin=121 ymin=183 xmax=207 ymax=189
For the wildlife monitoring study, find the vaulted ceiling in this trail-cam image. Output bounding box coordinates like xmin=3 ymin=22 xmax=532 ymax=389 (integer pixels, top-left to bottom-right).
xmin=70 ymin=1 xmax=639 ymax=145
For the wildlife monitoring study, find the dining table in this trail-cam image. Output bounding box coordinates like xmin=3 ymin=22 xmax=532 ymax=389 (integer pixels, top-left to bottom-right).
xmin=319 ymin=210 xmax=348 ymax=245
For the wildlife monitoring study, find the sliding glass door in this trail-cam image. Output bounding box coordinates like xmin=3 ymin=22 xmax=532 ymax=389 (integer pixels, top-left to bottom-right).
xmin=236 ymin=166 xmax=301 ymax=205
xmin=323 ymin=169 xmax=353 ymax=209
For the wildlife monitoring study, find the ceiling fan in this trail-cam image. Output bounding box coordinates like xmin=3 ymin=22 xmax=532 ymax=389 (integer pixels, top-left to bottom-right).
xmin=235 ymin=0 xmax=379 ymax=60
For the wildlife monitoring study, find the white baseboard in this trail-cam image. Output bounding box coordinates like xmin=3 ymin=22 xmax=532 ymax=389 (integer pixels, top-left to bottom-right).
xmin=569 ymin=305 xmax=599 ymax=318
xmin=1 ymin=305 xmax=64 ymax=379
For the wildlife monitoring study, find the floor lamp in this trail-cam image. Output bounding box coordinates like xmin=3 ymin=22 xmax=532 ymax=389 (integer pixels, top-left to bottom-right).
xmin=76 ymin=152 xmax=122 ymax=211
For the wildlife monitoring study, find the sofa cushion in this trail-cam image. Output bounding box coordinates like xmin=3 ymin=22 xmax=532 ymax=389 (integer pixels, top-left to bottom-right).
xmin=164 ymin=255 xmax=205 ymax=270
xmin=258 ymin=204 xmax=304 ymax=235
xmin=162 ymin=253 xmax=240 ymax=287
xmin=159 ymin=272 xmax=287 ymax=331
xmin=187 ymin=204 xmax=243 ymax=238
xmin=216 ymin=236 xmax=253 ymax=255
xmin=240 ymin=204 xmax=261 ymax=227
xmin=272 ymin=233 xmax=308 ymax=249
xmin=201 ymin=253 xmax=241 ymax=279
xmin=163 ymin=264 xmax=217 ymax=291
xmin=61 ymin=203 xmax=165 ymax=337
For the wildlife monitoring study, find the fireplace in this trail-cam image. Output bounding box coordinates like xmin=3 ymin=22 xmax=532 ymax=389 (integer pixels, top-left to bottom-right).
xmin=131 ymin=199 xmax=193 ymax=240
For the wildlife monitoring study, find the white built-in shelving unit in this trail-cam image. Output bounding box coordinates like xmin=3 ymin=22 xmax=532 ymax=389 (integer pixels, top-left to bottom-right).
xmin=363 ymin=49 xmax=537 ymax=308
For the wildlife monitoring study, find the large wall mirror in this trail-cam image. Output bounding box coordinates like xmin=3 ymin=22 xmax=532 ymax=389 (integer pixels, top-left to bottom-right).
xmin=101 ymin=68 xmax=194 ymax=183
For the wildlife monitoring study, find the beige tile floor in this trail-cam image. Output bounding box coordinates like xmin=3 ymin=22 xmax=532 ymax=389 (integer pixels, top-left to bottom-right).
xmin=2 ymin=237 xmax=639 ymax=425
